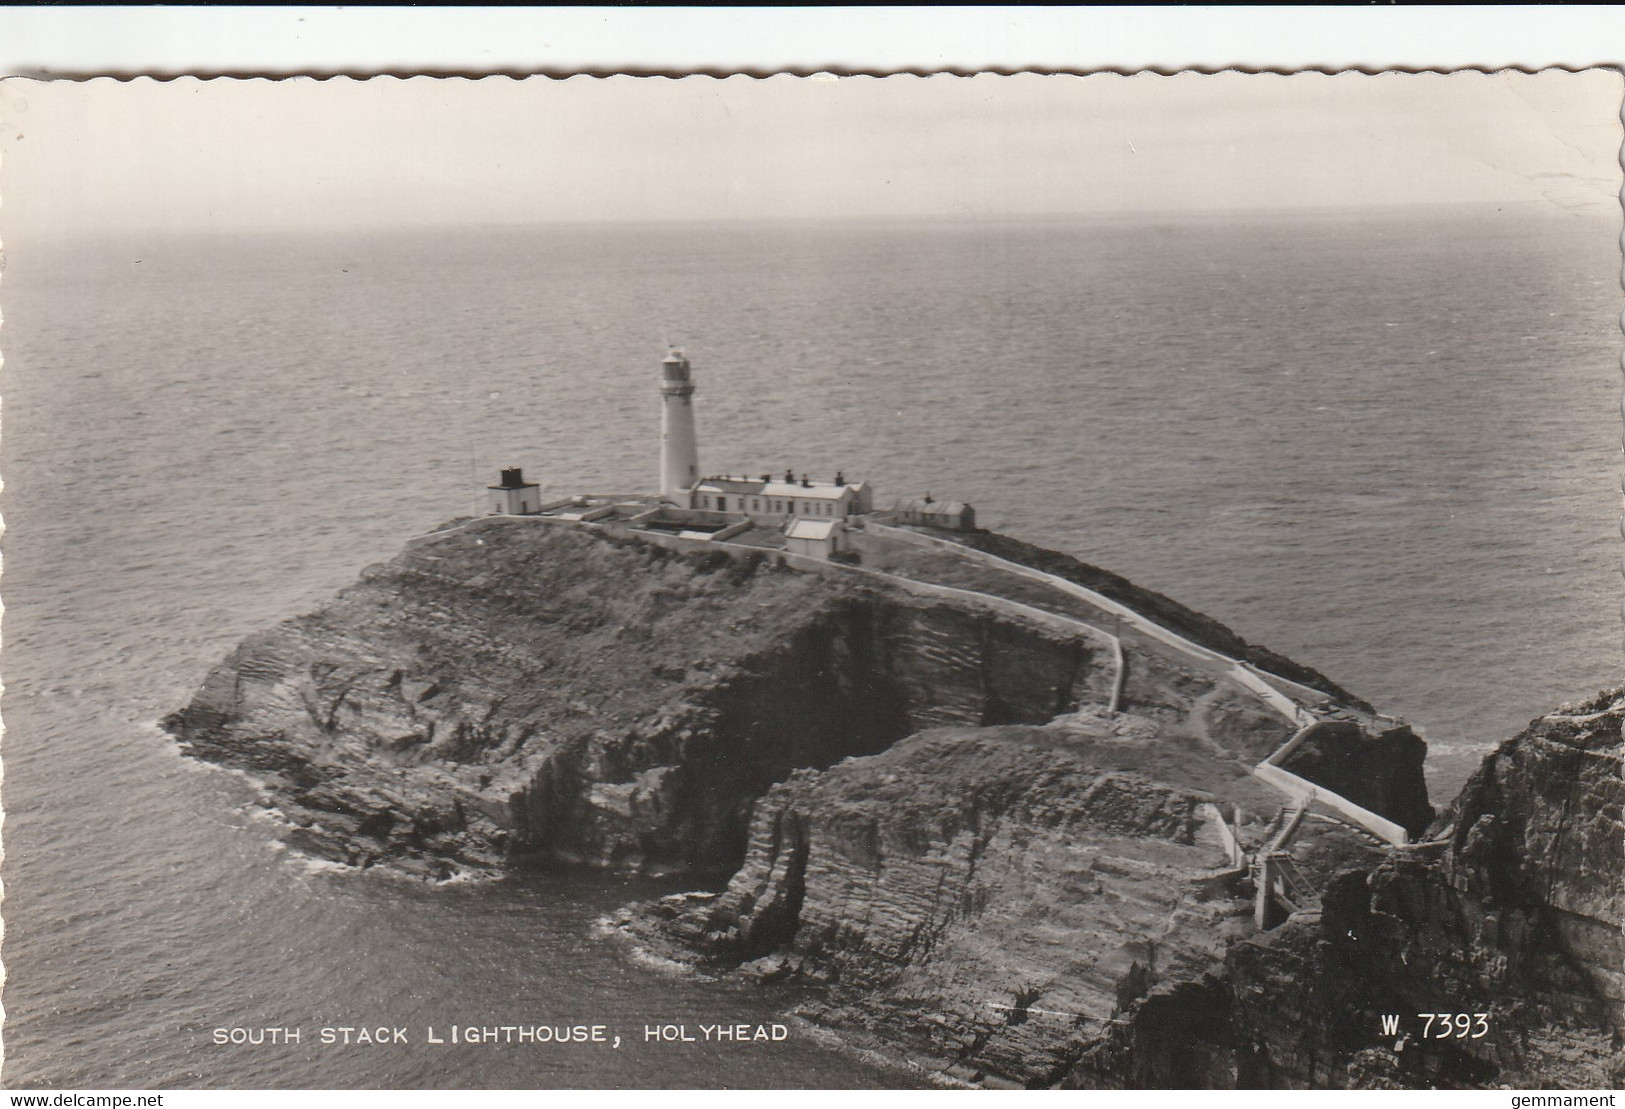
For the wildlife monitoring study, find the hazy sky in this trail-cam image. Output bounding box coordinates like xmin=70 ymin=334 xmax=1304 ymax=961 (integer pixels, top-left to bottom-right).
xmin=0 ymin=70 xmax=1618 ymax=235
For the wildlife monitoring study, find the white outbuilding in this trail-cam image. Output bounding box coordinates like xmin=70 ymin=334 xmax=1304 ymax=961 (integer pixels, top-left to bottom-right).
xmin=784 ymin=517 xmax=846 ymax=560
xmin=488 ymin=467 xmax=542 ymax=515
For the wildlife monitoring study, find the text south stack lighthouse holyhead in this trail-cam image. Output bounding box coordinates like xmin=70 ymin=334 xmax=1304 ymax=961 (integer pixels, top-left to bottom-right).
xmin=659 ymin=347 xmax=699 ymax=501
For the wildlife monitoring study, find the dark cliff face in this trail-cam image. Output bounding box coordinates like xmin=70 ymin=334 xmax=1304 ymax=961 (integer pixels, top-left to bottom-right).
xmin=518 ymin=592 xmax=1119 ymax=872
xmin=1278 ymin=720 xmax=1434 ymax=839
xmin=616 ymin=686 xmax=1621 ymax=1088
xmin=613 ymin=717 xmax=1381 ymax=1087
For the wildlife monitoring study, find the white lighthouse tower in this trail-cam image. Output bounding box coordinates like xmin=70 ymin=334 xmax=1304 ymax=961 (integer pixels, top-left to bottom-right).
xmin=659 ymin=348 xmax=700 ymax=502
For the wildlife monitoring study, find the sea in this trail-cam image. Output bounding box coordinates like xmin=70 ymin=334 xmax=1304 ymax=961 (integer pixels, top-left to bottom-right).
xmin=1 ymin=207 xmax=1618 ymax=1089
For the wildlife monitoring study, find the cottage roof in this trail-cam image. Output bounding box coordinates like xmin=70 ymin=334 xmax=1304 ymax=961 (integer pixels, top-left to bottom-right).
xmin=896 ymin=497 xmax=970 ymax=516
xmin=760 ymin=481 xmax=850 ymax=500
xmin=696 ymin=477 xmax=859 ymax=501
xmin=696 ymin=477 xmax=767 ymax=494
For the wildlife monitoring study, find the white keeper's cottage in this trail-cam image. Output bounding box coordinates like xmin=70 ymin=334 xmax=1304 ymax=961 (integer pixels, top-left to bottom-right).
xmin=690 ymin=470 xmax=873 ymax=522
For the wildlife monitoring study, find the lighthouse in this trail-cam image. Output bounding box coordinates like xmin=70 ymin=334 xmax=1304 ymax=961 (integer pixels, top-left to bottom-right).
xmin=659 ymin=348 xmax=700 ymax=502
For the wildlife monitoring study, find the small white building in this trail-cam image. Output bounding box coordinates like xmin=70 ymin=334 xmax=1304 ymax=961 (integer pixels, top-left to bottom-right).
xmin=784 ymin=517 xmax=846 ymax=560
xmin=690 ymin=470 xmax=873 ymax=522
xmin=893 ymin=496 xmax=976 ymax=531
xmin=488 ymin=467 xmax=542 ymax=515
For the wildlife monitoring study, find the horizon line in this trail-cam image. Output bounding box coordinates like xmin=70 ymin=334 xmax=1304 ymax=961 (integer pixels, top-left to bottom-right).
xmin=7 ymin=197 xmax=1612 ymax=241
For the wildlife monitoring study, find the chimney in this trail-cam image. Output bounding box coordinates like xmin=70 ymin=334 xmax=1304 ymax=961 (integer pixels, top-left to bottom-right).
xmin=801 ymin=474 xmax=810 ymax=487
xmin=784 ymin=468 xmax=795 ymax=483
xmin=834 ymin=471 xmax=846 ymax=486
xmin=500 ymin=467 xmax=525 ymax=488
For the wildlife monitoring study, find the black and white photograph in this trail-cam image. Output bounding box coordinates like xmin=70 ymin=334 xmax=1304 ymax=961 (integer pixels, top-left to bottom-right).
xmin=0 ymin=14 xmax=1620 ymax=1095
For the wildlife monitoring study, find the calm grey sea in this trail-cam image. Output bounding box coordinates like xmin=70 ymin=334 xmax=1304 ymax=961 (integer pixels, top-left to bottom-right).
xmin=1 ymin=209 xmax=1617 ymax=1088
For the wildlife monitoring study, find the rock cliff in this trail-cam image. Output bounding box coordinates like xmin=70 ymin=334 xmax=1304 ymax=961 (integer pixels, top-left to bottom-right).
xmin=618 ymin=689 xmax=1624 ymax=1089
xmin=1058 ymin=689 xmax=1623 ymax=1088
xmin=612 ymin=713 xmax=1388 ymax=1086
xmin=165 ymin=514 xmax=1612 ymax=1090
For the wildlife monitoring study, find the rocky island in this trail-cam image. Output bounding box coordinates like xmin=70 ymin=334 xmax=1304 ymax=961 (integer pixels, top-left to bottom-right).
xmin=162 ymin=512 xmax=1625 ymax=1088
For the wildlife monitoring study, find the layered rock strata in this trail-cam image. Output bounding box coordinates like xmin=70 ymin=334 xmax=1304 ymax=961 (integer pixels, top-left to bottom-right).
xmin=612 ymin=713 xmax=1389 ymax=1086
